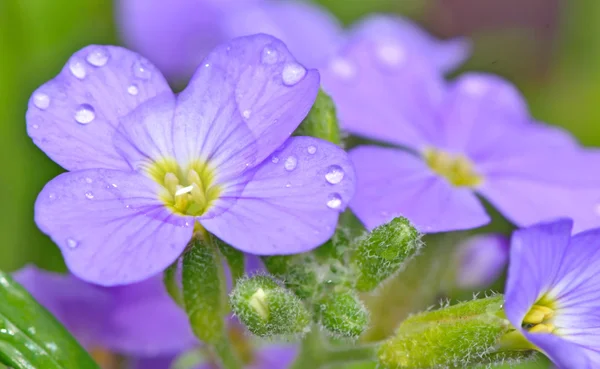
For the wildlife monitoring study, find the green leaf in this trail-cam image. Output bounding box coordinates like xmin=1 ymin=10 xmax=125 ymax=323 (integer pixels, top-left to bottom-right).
xmin=213 ymin=237 xmax=245 ymax=287
xmin=182 ymin=237 xmax=242 ymax=369
xmin=164 ymin=260 xmax=183 ymax=307
xmin=0 ymin=270 xmax=99 ymax=369
xmin=294 ymin=89 xmax=342 ymax=145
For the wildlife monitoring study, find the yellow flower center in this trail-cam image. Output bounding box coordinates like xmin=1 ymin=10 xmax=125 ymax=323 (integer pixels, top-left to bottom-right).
xmin=146 ymin=158 xmax=221 ymax=216
xmin=423 ymin=147 xmax=483 ymax=187
xmin=523 ymin=298 xmax=557 ymax=334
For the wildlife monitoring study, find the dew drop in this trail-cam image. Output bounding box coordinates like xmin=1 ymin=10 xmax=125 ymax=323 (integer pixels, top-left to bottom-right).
xmin=111 ymin=183 xmax=118 ymax=188
xmin=133 ymin=59 xmax=152 ymax=79
xmin=204 ymin=63 xmax=211 ymax=68
xmin=127 ymin=84 xmax=139 ymax=96
xmin=330 ymin=57 xmax=356 ymax=79
xmin=282 ymin=62 xmax=306 ymax=86
xmin=86 ymin=47 xmax=109 ymax=67
xmin=85 ymin=177 xmax=93 ymax=183
xmin=33 ymin=92 xmax=50 ymax=110
xmin=48 ymin=193 xmax=57 ymax=200
xmin=75 ymin=104 xmax=95 ymax=124
xmin=284 ymin=156 xmax=297 ymax=171
xmin=85 ymin=191 xmax=94 ymax=199
xmin=326 ymin=193 xmax=342 ymax=209
xmin=261 ymin=46 xmax=279 ymax=65
xmin=32 ymin=124 xmax=39 ymax=129
xmin=377 ymin=43 xmax=406 ymax=66
xmin=69 ymin=59 xmax=87 ymax=79
xmin=242 ymin=109 xmax=252 ymax=119
xmin=307 ymin=145 xmax=317 ymax=154
xmin=271 ymin=156 xmax=280 ymax=164
xmin=285 ymin=182 xmax=292 ymax=188
xmin=325 ymin=165 xmax=344 ymax=184
xmin=66 ymin=238 xmax=79 ymax=249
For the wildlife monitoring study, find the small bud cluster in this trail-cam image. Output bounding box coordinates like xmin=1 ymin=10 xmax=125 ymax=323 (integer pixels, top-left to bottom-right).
xmin=230 ymin=216 xmax=422 ymax=341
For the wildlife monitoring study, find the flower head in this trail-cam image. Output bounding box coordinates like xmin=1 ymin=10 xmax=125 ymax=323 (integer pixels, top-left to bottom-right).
xmin=27 ymin=35 xmax=355 ymax=286
xmin=13 ymin=266 xmax=196 ymax=357
xmin=323 ymin=37 xmax=600 ymax=233
xmin=116 ymin=0 xmax=469 ymax=82
xmin=454 ymin=233 xmax=509 ymax=290
xmin=504 ymin=219 xmax=600 ymax=368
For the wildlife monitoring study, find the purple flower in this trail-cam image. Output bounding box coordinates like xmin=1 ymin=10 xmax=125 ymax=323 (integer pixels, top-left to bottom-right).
xmin=116 ymin=0 xmax=469 ymax=82
xmin=322 ymin=38 xmax=600 ymax=233
xmin=13 ymin=265 xmax=196 ymax=357
xmin=454 ymin=234 xmax=509 ymax=289
xmin=504 ymin=219 xmax=600 ymax=368
xmin=27 ymin=35 xmax=355 ymax=286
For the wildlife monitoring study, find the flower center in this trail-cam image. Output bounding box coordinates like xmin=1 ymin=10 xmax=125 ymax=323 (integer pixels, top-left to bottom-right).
xmin=147 ymin=159 xmax=221 ymax=216
xmin=523 ymin=301 xmax=556 ymax=334
xmin=423 ymin=148 xmax=483 ymax=187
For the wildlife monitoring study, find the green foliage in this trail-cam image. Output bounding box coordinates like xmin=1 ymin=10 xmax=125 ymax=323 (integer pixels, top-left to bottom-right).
xmin=294 ymin=89 xmax=342 ymax=145
xmin=229 ymin=275 xmax=311 ymax=338
xmin=213 ymin=237 xmax=245 ymax=287
xmin=317 ymin=290 xmax=370 ymax=339
xmin=352 ymin=217 xmax=422 ymax=292
xmin=164 ymin=260 xmax=183 ymax=307
xmin=0 ymin=270 xmax=99 ymax=369
xmin=378 ymin=295 xmax=514 ymax=369
xmin=262 ymin=254 xmax=319 ymax=299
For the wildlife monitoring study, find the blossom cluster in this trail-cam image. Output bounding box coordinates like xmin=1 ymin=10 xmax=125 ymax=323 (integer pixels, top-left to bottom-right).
xmin=15 ymin=1 xmax=600 ymax=369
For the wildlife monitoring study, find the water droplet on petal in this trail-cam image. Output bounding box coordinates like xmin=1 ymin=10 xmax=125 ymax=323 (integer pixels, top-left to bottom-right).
xmin=69 ymin=59 xmax=87 ymax=79
xmin=284 ymin=156 xmax=297 ymax=171
xmin=330 ymin=57 xmax=356 ymax=79
xmin=325 ymin=165 xmax=344 ymax=184
xmin=204 ymin=63 xmax=211 ymax=68
xmin=74 ymin=104 xmax=95 ymax=124
xmin=33 ymin=92 xmax=50 ymax=110
xmin=307 ymin=145 xmax=317 ymax=154
xmin=242 ymin=109 xmax=251 ymax=119
xmin=326 ymin=193 xmax=342 ymax=209
xmin=377 ymin=43 xmax=406 ymax=67
xmin=282 ymin=62 xmax=306 ymax=86
xmin=32 ymin=124 xmax=39 ymax=129
xmin=85 ymin=191 xmax=94 ymax=199
xmin=86 ymin=47 xmax=109 ymax=67
xmin=133 ymin=59 xmax=152 ymax=79
xmin=111 ymin=183 xmax=118 ymax=188
xmin=85 ymin=177 xmax=93 ymax=183
xmin=285 ymin=182 xmax=292 ymax=188
xmin=261 ymin=46 xmax=279 ymax=64
xmin=66 ymin=238 xmax=79 ymax=249
xmin=48 ymin=193 xmax=57 ymax=200
xmin=271 ymin=156 xmax=280 ymax=164
xmin=127 ymin=84 xmax=139 ymax=96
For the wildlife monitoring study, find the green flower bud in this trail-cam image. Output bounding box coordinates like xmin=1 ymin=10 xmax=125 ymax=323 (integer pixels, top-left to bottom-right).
xmin=230 ymin=275 xmax=311 ymax=338
xmin=261 ymin=255 xmax=319 ymax=299
xmin=317 ymin=290 xmax=369 ymax=339
xmin=293 ymin=89 xmax=342 ymax=145
xmin=378 ymin=295 xmax=512 ymax=369
xmin=352 ymin=217 xmax=422 ymax=292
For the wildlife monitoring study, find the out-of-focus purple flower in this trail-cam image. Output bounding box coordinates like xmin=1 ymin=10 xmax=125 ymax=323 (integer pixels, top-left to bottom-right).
xmin=323 ymin=38 xmax=600 ymax=233
xmin=191 ymin=344 xmax=297 ymax=369
xmin=504 ymin=219 xmax=600 ymax=368
xmin=13 ymin=265 xmax=196 ymax=357
xmin=116 ymin=0 xmax=470 ymax=82
xmin=454 ymin=234 xmax=509 ymax=290
xmin=27 ymin=35 xmax=355 ymax=286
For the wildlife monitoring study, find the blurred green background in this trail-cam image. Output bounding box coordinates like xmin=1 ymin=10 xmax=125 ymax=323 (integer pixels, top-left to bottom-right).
xmin=0 ymin=0 xmax=597 ymax=367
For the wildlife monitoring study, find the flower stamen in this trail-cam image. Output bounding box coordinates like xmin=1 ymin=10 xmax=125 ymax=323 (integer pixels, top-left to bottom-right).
xmin=423 ymin=147 xmax=483 ymax=187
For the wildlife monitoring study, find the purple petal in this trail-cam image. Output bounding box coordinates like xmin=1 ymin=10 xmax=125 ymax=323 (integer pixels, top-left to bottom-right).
xmin=222 ymin=1 xmax=344 ymax=68
xmin=13 ymin=266 xmax=112 ymax=348
xmin=116 ymin=0 xmax=254 ymax=83
xmin=504 ymin=219 xmax=573 ymax=332
xmin=348 ymin=146 xmax=489 ymax=233
xmin=436 ymin=73 xmax=530 ymax=153
xmin=178 ymin=34 xmax=319 ymax=167
xmin=201 ymin=136 xmax=355 ymax=255
xmin=525 ymin=333 xmax=592 ymax=369
xmin=35 ymin=169 xmax=193 ymax=286
xmin=455 ymin=234 xmax=509 ymax=289
xmin=100 ymin=276 xmax=197 ymax=356
xmin=349 ymin=14 xmax=471 ymax=72
xmin=27 ymin=45 xmax=171 ymax=171
xmin=252 ymin=345 xmax=298 ymax=369
xmin=131 ymin=356 xmax=175 ymax=369
xmin=322 ymin=37 xmax=445 ymax=151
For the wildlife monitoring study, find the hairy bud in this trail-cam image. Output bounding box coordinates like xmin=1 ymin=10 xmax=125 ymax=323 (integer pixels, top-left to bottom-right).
xmin=317 ymin=290 xmax=369 ymax=339
xmin=352 ymin=217 xmax=421 ymax=292
xmin=230 ymin=275 xmax=311 ymax=338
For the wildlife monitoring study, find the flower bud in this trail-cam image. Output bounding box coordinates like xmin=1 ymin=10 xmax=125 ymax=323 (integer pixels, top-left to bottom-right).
xmin=230 ymin=275 xmax=311 ymax=338
xmin=455 ymin=234 xmax=509 ymax=290
xmin=378 ymin=295 xmax=514 ymax=368
xmin=261 ymin=255 xmax=319 ymax=299
xmin=293 ymin=88 xmax=341 ymax=145
xmin=352 ymin=217 xmax=421 ymax=292
xmin=317 ymin=290 xmax=369 ymax=339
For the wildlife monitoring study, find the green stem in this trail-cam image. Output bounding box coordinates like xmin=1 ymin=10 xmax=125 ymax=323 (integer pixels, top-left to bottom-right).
xmin=323 ymin=344 xmax=378 ymax=367
xmin=213 ymin=338 xmax=243 ymax=369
